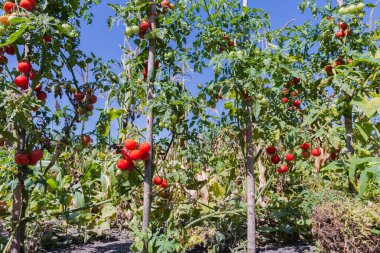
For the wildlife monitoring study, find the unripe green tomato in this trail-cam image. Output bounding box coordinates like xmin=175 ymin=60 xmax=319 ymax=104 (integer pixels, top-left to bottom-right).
xmin=236 ymin=50 xmax=244 ymax=59
xmin=359 ymin=13 xmax=364 ymax=18
xmin=111 ymin=75 xmax=119 ymax=83
xmin=125 ymin=27 xmax=134 ymax=36
xmin=0 ymin=25 xmax=5 ymax=34
xmin=171 ymin=115 xmax=178 ymax=122
xmin=164 ymin=123 xmax=170 ymax=128
xmin=159 ymin=122 xmax=165 ymax=128
xmin=359 ymin=148 xmax=371 ymax=156
xmin=260 ymin=98 xmax=268 ymax=106
xmin=69 ymin=31 xmax=79 ymax=38
xmin=348 ymin=4 xmax=357 ymax=14
xmin=256 ymin=93 xmax=263 ymax=99
xmin=132 ymin=25 xmax=140 ymax=34
xmin=62 ymin=23 xmax=74 ymax=33
xmin=197 ymin=83 xmax=203 ymax=89
xmin=356 ymin=2 xmax=365 ymax=11
xmin=339 ymin=7 xmax=349 ymax=14
xmin=98 ymin=151 xmax=106 ymax=160
xmin=167 ymin=52 xmax=173 ymax=58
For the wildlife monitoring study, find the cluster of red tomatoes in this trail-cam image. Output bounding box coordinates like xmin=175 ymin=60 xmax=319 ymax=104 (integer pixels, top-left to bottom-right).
xmin=219 ymin=34 xmax=236 ymax=52
xmin=74 ymin=89 xmax=97 ymax=116
xmin=116 ymin=139 xmax=151 ymax=171
xmin=4 ymin=0 xmax=37 ymax=13
xmin=153 ymin=176 xmax=168 ymax=189
xmin=335 ymin=21 xmax=352 ymax=39
xmin=15 ymin=149 xmax=43 ymax=166
xmin=267 ymin=142 xmax=339 ymax=173
xmin=281 ymin=77 xmax=303 ymax=112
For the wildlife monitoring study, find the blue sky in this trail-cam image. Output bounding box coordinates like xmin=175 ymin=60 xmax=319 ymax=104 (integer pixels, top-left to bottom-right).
xmin=80 ymin=0 xmax=312 ymax=62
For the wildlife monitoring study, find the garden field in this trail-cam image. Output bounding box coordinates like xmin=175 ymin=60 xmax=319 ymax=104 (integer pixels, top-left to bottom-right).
xmin=0 ymin=0 xmax=380 ymax=252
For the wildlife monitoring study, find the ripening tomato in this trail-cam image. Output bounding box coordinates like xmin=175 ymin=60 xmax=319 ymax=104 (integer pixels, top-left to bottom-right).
xmin=81 ymin=135 xmax=91 ymax=146
xmin=0 ymin=55 xmax=8 ymax=65
xmin=277 ymin=164 xmax=289 ymax=173
xmin=3 ymin=2 xmax=16 ymax=14
xmin=161 ymin=0 xmax=170 ymax=8
xmin=20 ymin=0 xmax=33 ymax=11
xmin=324 ymin=65 xmax=333 ymax=74
xmin=36 ymin=91 xmax=47 ymax=100
xmin=14 ymin=75 xmax=29 ymax=87
xmin=338 ymin=21 xmax=348 ymax=30
xmin=125 ymin=139 xmax=138 ymax=150
xmin=302 ymin=151 xmax=311 ymax=159
xmin=330 ymin=152 xmax=337 ymax=160
xmin=89 ymin=95 xmax=97 ymax=104
xmin=300 ymin=142 xmax=311 ymax=150
xmin=117 ymin=159 xmax=133 ymax=170
xmin=153 ymin=176 xmax=163 ymax=185
xmin=140 ymin=20 xmax=150 ymax=32
xmin=161 ymin=179 xmax=168 ymax=188
xmin=4 ymin=45 xmax=15 ymax=55
xmin=74 ymin=92 xmax=85 ymax=101
xmin=15 ymin=152 xmax=30 ymax=166
xmin=139 ymin=142 xmax=151 ymax=154
xmin=311 ymin=148 xmax=321 ymax=157
xmin=285 ymin=153 xmax=295 ymax=161
xmin=129 ymin=150 xmax=143 ymax=160
xmin=266 ymin=146 xmax=276 ymax=155
xmin=271 ymin=155 xmax=281 ymax=164
xmin=336 ymin=30 xmax=345 ymax=38
xmin=18 ymin=61 xmax=32 ymax=74
xmin=29 ymin=149 xmax=43 ymax=164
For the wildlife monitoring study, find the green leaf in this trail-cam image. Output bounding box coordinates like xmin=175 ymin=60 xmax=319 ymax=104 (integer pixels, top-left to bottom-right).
xmin=348 ymin=157 xmax=380 ymax=183
xmin=358 ymin=166 xmax=380 ymax=197
xmin=0 ymin=24 xmax=27 ymax=47
xmin=101 ymin=203 xmax=117 ymax=218
xmin=210 ymin=179 xmax=225 ymax=200
xmin=101 ymin=173 xmax=109 ymax=193
xmin=46 ymin=178 xmax=58 ymax=190
xmin=107 ymin=108 xmax=124 ymax=121
xmin=186 ymin=179 xmax=207 ymax=190
xmin=73 ymin=191 xmax=85 ymax=208
xmin=358 ymin=170 xmax=370 ymax=197
xmin=351 ymin=95 xmax=380 ymax=118
xmin=354 ymin=122 xmax=374 ymax=142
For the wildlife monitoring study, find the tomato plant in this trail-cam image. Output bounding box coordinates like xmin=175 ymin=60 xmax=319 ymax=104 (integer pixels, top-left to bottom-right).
xmin=0 ymin=0 xmax=379 ymax=252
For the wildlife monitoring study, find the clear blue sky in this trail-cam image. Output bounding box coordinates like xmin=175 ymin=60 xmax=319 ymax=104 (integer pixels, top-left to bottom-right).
xmin=80 ymin=0 xmax=313 ymax=62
